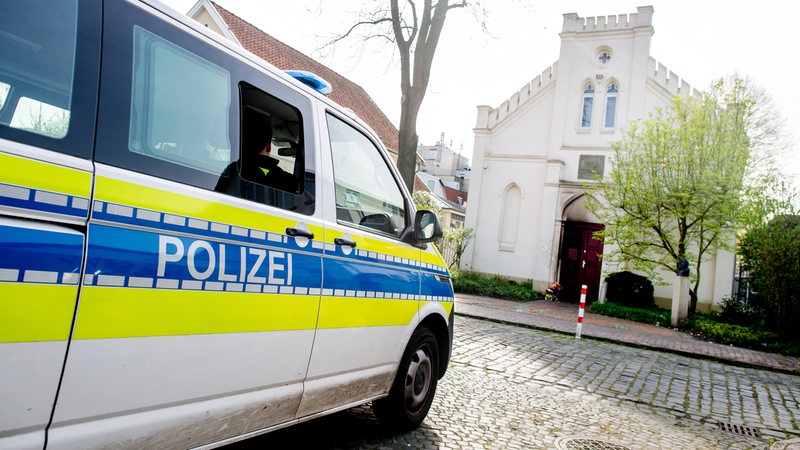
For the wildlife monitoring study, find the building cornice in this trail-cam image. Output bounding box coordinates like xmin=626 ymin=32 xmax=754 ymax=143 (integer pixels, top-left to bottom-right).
xmin=561 ymin=6 xmax=654 ymax=34
xmin=484 ymin=154 xmax=548 ymax=163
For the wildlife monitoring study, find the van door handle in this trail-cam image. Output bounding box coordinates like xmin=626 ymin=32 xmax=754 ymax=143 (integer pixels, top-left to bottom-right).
xmin=334 ymin=237 xmax=357 ymax=248
xmin=286 ymin=227 xmax=314 ymax=239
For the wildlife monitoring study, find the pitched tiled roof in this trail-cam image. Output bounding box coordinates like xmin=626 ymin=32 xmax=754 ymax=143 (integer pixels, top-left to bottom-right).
xmin=442 ymin=184 xmax=468 ymax=205
xmin=413 ymin=174 xmax=429 ymax=193
xmin=211 ymin=3 xmax=399 ymax=155
xmin=413 ymin=175 xmax=466 ymax=212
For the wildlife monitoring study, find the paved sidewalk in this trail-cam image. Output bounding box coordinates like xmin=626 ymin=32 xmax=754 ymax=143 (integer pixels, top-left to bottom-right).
xmin=455 ymin=294 xmax=800 ymax=375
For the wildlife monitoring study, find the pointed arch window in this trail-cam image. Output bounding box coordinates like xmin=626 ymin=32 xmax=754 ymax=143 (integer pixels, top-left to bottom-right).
xmin=499 ymin=184 xmax=521 ymax=251
xmin=580 ymin=83 xmax=594 ymax=128
xmin=604 ymin=83 xmax=618 ymax=128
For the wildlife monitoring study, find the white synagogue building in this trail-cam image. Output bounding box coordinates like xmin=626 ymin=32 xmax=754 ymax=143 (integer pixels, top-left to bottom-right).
xmin=463 ymin=6 xmax=735 ymax=312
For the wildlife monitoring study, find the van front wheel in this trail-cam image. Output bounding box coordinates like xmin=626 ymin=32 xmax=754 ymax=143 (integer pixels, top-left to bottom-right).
xmin=374 ymin=327 xmax=440 ymax=431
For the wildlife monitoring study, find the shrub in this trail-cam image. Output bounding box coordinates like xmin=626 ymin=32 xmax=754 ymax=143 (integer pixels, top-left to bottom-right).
xmin=685 ymin=315 xmax=778 ymax=347
xmin=604 ymin=271 xmax=654 ymax=308
xmin=452 ymin=272 xmax=538 ymax=301
xmin=590 ymin=302 xmax=799 ymax=356
xmin=588 ymin=302 xmax=668 ymax=326
xmin=739 ymin=215 xmax=800 ymax=339
xmin=764 ymin=341 xmax=800 ymax=357
xmin=717 ymin=296 xmax=765 ymax=327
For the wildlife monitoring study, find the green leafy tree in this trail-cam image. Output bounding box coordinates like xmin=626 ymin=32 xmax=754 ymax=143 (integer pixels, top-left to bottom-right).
xmin=739 ymin=167 xmax=800 ymax=232
xmin=587 ymin=77 xmax=783 ymax=312
xmin=737 ymin=159 xmax=800 ymax=338
xmin=412 ymin=190 xmax=442 ymax=216
xmin=441 ymin=227 xmax=473 ymax=269
xmin=739 ymin=215 xmax=800 ymax=338
xmin=413 ymin=190 xmax=473 ymax=269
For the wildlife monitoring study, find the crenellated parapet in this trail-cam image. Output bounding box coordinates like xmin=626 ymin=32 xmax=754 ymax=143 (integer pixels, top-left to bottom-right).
xmin=480 ymin=62 xmax=558 ymax=129
xmin=647 ymin=57 xmax=702 ymax=99
xmin=561 ymin=5 xmax=653 ymax=33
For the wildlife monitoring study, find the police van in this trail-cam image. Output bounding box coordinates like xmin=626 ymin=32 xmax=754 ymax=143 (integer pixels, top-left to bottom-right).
xmin=0 ymin=1 xmax=454 ymax=448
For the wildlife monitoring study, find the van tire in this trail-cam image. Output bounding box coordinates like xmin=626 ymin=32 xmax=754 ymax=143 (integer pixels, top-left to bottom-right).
xmin=373 ymin=327 xmax=439 ymax=431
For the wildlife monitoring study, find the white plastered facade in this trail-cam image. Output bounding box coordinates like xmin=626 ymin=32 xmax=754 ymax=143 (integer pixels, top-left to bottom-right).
xmin=463 ymin=6 xmax=735 ymax=312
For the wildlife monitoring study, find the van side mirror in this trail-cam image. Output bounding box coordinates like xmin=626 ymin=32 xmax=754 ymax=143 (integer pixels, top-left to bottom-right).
xmin=414 ymin=210 xmax=442 ymax=243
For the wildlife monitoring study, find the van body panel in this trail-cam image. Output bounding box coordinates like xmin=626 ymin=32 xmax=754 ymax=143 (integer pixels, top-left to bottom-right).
xmin=0 ymin=150 xmax=91 ymax=445
xmin=51 ymin=332 xmax=313 ymax=423
xmin=48 ymin=385 xmax=303 ymax=450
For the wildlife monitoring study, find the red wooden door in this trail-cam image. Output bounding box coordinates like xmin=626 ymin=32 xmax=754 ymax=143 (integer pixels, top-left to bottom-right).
xmin=558 ymin=222 xmax=604 ymax=302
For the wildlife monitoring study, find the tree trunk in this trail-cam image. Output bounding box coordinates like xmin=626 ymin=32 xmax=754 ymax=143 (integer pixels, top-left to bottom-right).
xmin=397 ymin=110 xmax=419 ymax=193
xmin=390 ymin=0 xmax=451 ymax=192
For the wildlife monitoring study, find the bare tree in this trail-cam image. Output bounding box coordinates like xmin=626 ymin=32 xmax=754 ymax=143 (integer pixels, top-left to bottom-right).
xmin=330 ymin=0 xmax=483 ymax=192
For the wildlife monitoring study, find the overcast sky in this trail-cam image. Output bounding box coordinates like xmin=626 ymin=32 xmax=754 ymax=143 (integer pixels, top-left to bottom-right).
xmin=160 ymin=0 xmax=799 ymax=177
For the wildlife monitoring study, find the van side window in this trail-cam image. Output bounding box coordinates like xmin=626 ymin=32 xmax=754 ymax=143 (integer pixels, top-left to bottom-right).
xmin=0 ymin=82 xmax=9 ymax=111
xmin=213 ymin=82 xmax=310 ymax=213
xmin=0 ymin=1 xmax=76 ymax=139
xmin=97 ymin=14 xmax=314 ymax=215
xmin=129 ymin=26 xmax=231 ymax=176
xmin=327 ymin=113 xmax=406 ymax=239
xmin=0 ymin=0 xmax=99 ymax=154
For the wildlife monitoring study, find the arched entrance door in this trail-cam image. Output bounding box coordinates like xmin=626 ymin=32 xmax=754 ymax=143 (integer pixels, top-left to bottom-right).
xmin=558 ymin=221 xmax=604 ymax=302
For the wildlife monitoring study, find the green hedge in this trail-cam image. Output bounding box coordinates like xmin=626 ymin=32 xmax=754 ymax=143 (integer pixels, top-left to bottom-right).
xmin=685 ymin=315 xmax=778 ymax=347
xmin=452 ymin=271 xmax=538 ymax=301
xmin=589 ymin=302 xmax=799 ymax=356
xmin=588 ymin=302 xmax=669 ymax=326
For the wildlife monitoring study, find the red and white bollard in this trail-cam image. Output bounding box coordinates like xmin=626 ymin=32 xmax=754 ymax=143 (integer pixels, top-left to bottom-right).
xmin=576 ymin=284 xmax=587 ymax=339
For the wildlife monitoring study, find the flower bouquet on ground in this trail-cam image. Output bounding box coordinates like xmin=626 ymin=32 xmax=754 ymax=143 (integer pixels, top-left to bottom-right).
xmin=545 ymin=282 xmax=562 ymax=302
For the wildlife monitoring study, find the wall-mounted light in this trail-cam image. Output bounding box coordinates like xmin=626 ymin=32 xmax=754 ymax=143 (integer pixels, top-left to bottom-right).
xmin=483 ymin=164 xmax=488 ymax=170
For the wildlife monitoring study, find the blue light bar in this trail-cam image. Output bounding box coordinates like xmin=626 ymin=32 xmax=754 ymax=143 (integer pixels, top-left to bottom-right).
xmin=285 ymin=70 xmax=332 ymax=95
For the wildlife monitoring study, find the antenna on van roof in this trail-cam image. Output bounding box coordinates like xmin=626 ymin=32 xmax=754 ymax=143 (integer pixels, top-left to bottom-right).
xmin=285 ymin=70 xmax=332 ymax=95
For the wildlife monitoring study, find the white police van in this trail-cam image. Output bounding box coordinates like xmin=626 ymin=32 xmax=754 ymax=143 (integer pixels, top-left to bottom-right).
xmin=0 ymin=1 xmax=454 ymax=448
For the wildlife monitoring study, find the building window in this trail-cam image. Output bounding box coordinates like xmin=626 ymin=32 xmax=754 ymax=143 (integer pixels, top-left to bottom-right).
xmin=451 ymin=213 xmax=465 ymax=230
xmin=580 ymin=84 xmax=594 ymax=128
xmin=592 ymin=47 xmax=614 ymax=68
xmin=604 ymin=83 xmax=618 ymax=128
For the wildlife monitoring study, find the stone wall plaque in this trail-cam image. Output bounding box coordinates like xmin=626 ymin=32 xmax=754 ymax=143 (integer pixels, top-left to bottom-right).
xmin=578 ymin=155 xmax=605 ymax=180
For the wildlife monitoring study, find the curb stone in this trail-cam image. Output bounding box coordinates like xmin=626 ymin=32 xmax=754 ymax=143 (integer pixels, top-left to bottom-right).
xmin=771 ymin=438 xmax=800 ymax=450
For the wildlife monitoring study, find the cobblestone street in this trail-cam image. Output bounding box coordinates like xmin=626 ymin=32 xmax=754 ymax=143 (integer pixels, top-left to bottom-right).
xmin=232 ymin=316 xmax=800 ymax=449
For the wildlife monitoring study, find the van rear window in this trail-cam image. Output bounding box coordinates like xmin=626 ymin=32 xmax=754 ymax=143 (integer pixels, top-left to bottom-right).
xmin=0 ymin=0 xmax=77 ymax=139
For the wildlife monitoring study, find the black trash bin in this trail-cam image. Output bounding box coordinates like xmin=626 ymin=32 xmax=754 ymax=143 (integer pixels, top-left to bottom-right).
xmin=604 ymin=271 xmax=654 ymax=307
